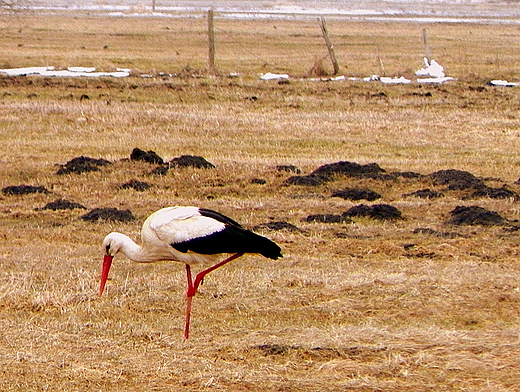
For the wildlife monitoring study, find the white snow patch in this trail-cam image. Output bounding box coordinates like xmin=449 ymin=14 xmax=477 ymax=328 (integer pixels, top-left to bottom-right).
xmin=260 ymin=72 xmax=289 ymax=80
xmin=0 ymin=66 xmax=130 ymax=78
xmin=416 ymin=58 xmax=445 ymax=78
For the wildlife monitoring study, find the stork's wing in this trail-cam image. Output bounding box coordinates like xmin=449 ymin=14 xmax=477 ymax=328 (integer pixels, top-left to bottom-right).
xmin=149 ymin=206 xmax=226 ymax=247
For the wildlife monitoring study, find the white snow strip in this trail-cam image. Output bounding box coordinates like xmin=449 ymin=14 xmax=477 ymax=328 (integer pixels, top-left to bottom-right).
xmin=0 ymin=66 xmax=130 ymax=78
xmin=417 ymin=77 xmax=454 ymax=84
xmin=380 ymin=76 xmax=412 ymax=84
xmin=260 ymin=72 xmax=289 ymax=80
xmin=489 ymin=79 xmax=519 ymax=87
xmin=0 ymin=67 xmax=54 ymax=76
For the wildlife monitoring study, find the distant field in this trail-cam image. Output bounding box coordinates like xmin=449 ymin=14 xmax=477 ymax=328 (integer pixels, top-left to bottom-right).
xmin=1 ymin=14 xmax=520 ymax=391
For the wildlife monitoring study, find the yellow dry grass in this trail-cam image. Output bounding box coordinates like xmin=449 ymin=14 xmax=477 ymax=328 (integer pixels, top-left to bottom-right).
xmin=1 ymin=13 xmax=520 ymax=391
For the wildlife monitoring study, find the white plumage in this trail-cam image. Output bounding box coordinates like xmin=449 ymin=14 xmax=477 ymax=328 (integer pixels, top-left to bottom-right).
xmin=99 ymin=205 xmax=282 ymax=338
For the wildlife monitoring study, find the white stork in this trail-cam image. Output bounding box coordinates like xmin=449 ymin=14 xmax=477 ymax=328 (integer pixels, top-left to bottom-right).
xmin=99 ymin=206 xmax=282 ymax=338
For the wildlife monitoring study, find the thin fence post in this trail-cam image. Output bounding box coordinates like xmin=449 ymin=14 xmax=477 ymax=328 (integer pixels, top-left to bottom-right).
xmin=318 ymin=17 xmax=340 ymax=75
xmin=423 ymin=28 xmax=431 ymax=62
xmin=152 ymin=0 xmax=155 ymax=12
xmin=208 ymin=9 xmax=216 ymax=73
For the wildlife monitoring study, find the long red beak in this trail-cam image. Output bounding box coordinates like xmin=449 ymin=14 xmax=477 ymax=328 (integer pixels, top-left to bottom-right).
xmin=99 ymin=255 xmax=113 ymax=296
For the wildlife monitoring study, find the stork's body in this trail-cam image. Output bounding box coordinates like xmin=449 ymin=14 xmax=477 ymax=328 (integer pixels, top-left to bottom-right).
xmin=100 ymin=206 xmax=282 ymax=338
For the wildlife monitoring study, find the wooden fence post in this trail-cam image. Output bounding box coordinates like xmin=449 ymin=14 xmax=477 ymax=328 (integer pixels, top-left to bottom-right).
xmin=318 ymin=17 xmax=340 ymax=75
xmin=208 ymin=9 xmax=216 ymax=73
xmin=422 ymin=28 xmax=431 ymax=62
xmin=152 ymin=0 xmax=155 ymax=12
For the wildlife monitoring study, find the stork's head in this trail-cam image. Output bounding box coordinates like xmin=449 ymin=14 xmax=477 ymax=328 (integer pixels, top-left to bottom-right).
xmin=99 ymin=232 xmax=125 ymax=296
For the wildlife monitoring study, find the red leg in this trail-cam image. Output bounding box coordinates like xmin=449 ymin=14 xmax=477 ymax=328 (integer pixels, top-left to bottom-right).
xmin=183 ymin=253 xmax=244 ymax=339
xmin=184 ymin=264 xmax=193 ymax=339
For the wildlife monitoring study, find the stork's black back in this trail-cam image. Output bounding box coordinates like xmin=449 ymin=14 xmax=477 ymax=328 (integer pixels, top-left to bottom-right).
xmin=171 ymin=208 xmax=282 ymax=259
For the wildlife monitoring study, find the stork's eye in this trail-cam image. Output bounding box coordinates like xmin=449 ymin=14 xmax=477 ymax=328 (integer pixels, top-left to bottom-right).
xmin=105 ymin=244 xmax=111 ymax=254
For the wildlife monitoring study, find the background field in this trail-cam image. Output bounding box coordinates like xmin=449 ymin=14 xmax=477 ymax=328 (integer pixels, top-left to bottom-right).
xmin=1 ymin=13 xmax=520 ymax=391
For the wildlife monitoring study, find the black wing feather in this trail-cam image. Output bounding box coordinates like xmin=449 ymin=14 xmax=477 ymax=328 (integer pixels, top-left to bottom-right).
xmin=172 ymin=209 xmax=282 ymax=259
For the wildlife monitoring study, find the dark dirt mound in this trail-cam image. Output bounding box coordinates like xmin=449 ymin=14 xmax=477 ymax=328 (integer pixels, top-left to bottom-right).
xmin=429 ymin=169 xmax=484 ymax=190
xmin=81 ymin=208 xmax=135 ymax=222
xmin=253 ymin=221 xmax=300 ymax=232
xmin=304 ymin=214 xmax=353 ymax=224
xmin=57 ymin=156 xmax=111 ymax=175
xmin=120 ymin=179 xmax=151 ymax=191
xmin=251 ymin=178 xmax=267 ymax=185
xmin=2 ymin=185 xmax=51 ymax=195
xmin=36 ymin=199 xmax=87 ymax=211
xmin=343 ymin=204 xmax=403 ymax=220
xmin=311 ymin=161 xmax=385 ymax=179
xmin=169 ymin=155 xmax=215 ymax=169
xmin=284 ymin=174 xmax=330 ymax=186
xmin=150 ymin=165 xmax=169 ymax=175
xmin=276 ymin=165 xmax=301 ymax=174
xmin=332 ymin=188 xmax=382 ymax=201
xmin=404 ymin=188 xmax=444 ymax=199
xmin=448 ymin=205 xmax=507 ymax=226
xmin=388 ymin=171 xmax=424 ymax=179
xmin=130 ymin=148 xmax=164 ymax=164
xmin=466 ymin=186 xmax=519 ymax=201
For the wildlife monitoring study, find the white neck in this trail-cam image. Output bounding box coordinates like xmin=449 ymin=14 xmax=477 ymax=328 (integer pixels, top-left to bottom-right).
xmin=110 ymin=233 xmax=169 ymax=263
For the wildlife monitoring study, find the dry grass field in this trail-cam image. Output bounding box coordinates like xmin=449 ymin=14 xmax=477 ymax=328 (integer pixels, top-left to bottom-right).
xmin=2 ymin=13 xmax=520 ymax=391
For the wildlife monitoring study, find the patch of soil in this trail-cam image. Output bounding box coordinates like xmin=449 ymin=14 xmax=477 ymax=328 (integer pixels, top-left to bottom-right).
xmin=81 ymin=208 xmax=135 ymax=222
xmin=466 ymin=186 xmax=519 ymax=200
xmin=57 ymin=156 xmax=111 ymax=175
xmin=150 ymin=165 xmax=169 ymax=175
xmin=387 ymin=171 xmax=424 ymax=179
xmin=252 ymin=344 xmax=387 ymax=360
xmin=412 ymin=227 xmax=463 ymax=238
xmin=284 ymin=174 xmax=330 ymax=186
xmin=276 ymin=165 xmax=301 ymax=174
xmin=169 ymin=155 xmax=215 ymax=169
xmin=130 ymin=148 xmax=164 ymax=164
xmin=332 ymin=188 xmax=382 ymax=201
xmin=36 ymin=199 xmax=87 ymax=211
xmin=251 ymin=178 xmax=267 ymax=185
xmin=343 ymin=204 xmax=403 ymax=220
xmin=404 ymin=188 xmax=444 ymax=199
xmin=448 ymin=205 xmax=507 ymax=226
xmin=311 ymin=161 xmax=385 ymax=179
xmin=2 ymin=185 xmax=51 ymax=195
xmin=304 ymin=214 xmax=353 ymax=224
xmin=429 ymin=169 xmax=484 ymax=190
xmin=120 ymin=179 xmax=151 ymax=191
xmin=253 ymin=221 xmax=300 ymax=232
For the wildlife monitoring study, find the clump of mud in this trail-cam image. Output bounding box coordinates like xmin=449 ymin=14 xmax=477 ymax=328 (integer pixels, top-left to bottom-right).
xmin=57 ymin=156 xmax=111 ymax=175
xmin=170 ymin=155 xmax=215 ymax=169
xmin=130 ymin=148 xmax=164 ymax=164
xmin=466 ymin=186 xmax=519 ymax=201
xmin=253 ymin=221 xmax=300 ymax=232
xmin=429 ymin=169 xmax=484 ymax=190
xmin=120 ymin=179 xmax=151 ymax=191
xmin=448 ymin=205 xmax=507 ymax=226
xmin=311 ymin=161 xmax=385 ymax=178
xmin=304 ymin=214 xmax=352 ymax=224
xmin=251 ymin=178 xmax=267 ymax=185
xmin=2 ymin=185 xmax=51 ymax=195
xmin=404 ymin=188 xmax=444 ymax=199
xmin=412 ymin=227 xmax=463 ymax=238
xmin=276 ymin=165 xmax=301 ymax=174
xmin=343 ymin=204 xmax=402 ymax=220
xmin=284 ymin=174 xmax=329 ymax=186
xmin=332 ymin=188 xmax=381 ymax=201
xmin=81 ymin=208 xmax=135 ymax=222
xmin=36 ymin=199 xmax=87 ymax=211
xmin=151 ymin=155 xmax=216 ymax=174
